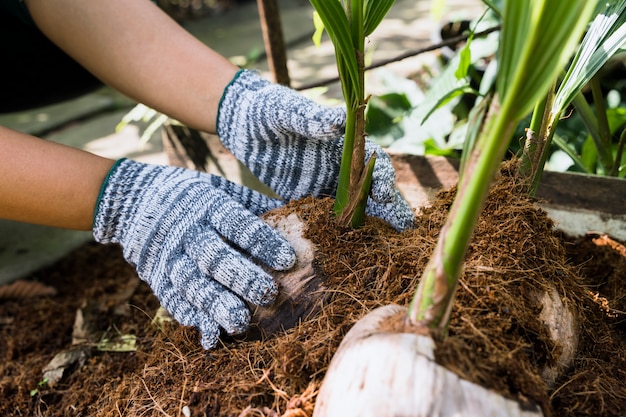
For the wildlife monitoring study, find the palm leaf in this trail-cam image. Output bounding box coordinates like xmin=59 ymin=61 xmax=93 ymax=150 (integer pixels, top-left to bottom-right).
xmin=498 ymin=0 xmax=596 ymax=120
xmin=309 ymin=0 xmax=360 ymax=94
xmin=363 ymin=0 xmax=395 ymax=36
xmin=552 ymin=0 xmax=626 ymax=116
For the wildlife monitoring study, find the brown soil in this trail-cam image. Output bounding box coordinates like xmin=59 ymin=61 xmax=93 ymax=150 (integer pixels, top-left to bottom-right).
xmin=1 ymin=165 xmax=625 ymax=417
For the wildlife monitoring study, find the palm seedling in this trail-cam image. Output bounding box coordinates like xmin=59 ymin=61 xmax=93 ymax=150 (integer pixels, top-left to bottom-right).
xmin=308 ymin=0 xmax=395 ymax=227
xmin=519 ymin=0 xmax=626 ymax=192
xmin=408 ymin=0 xmax=598 ymax=333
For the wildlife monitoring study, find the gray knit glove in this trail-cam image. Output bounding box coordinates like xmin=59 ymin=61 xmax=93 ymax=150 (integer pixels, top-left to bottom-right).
xmin=217 ymin=70 xmax=415 ymax=231
xmin=92 ymin=159 xmax=296 ymax=349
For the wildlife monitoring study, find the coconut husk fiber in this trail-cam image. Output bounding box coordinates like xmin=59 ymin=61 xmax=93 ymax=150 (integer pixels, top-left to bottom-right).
xmin=1 ymin=161 xmax=625 ymax=417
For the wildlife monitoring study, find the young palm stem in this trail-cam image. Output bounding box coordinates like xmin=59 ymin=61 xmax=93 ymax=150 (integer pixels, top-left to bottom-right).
xmin=408 ymin=96 xmax=517 ymax=328
xmin=518 ymin=85 xmax=556 ymax=195
xmin=334 ymin=0 xmax=371 ymax=228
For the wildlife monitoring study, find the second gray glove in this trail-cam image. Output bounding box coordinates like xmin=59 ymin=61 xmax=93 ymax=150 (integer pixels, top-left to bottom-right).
xmin=217 ymin=70 xmax=415 ymax=231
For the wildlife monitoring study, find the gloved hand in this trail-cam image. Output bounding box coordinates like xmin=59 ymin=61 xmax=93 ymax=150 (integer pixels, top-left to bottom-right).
xmin=92 ymin=158 xmax=296 ymax=349
xmin=217 ymin=70 xmax=415 ymax=231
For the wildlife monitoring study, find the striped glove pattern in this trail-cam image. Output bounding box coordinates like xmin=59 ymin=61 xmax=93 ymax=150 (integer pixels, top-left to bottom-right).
xmin=92 ymin=159 xmax=296 ymax=349
xmin=217 ymin=70 xmax=415 ymax=231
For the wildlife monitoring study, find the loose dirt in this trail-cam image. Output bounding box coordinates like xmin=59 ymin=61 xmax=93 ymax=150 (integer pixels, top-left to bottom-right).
xmin=1 ymin=164 xmax=625 ymax=417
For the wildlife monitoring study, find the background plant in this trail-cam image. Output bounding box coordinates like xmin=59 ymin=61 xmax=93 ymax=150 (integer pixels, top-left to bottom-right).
xmin=519 ymin=0 xmax=626 ymax=191
xmin=368 ymin=1 xmax=626 ymax=181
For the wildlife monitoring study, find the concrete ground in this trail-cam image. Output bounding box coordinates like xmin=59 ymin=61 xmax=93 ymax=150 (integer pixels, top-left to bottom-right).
xmin=0 ymin=0 xmax=484 ymax=284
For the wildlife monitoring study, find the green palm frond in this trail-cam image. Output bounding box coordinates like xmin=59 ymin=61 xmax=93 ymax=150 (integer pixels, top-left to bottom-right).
xmin=552 ymin=1 xmax=626 ymax=117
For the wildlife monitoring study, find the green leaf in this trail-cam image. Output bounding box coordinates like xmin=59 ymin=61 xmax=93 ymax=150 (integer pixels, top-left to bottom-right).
xmin=309 ymin=0 xmax=360 ymax=94
xmin=312 ymin=11 xmax=325 ymax=46
xmin=496 ymin=0 xmax=530 ymax=101
xmin=410 ymin=52 xmax=477 ymax=125
xmin=498 ymin=0 xmax=596 ymax=120
xmin=365 ymin=93 xmax=411 ymax=146
xmin=366 ymin=92 xmax=411 ymax=126
xmin=581 ymin=135 xmax=599 ymax=172
xmin=454 ymin=8 xmax=491 ymax=81
xmin=363 ymin=0 xmax=395 ymax=36
xmin=553 ymin=0 xmax=626 ymax=116
xmin=552 ymin=134 xmax=590 ymax=173
xmin=413 ymin=16 xmax=496 ymax=126
xmin=454 ymin=42 xmax=472 ymax=81
xmin=423 ymin=138 xmax=460 ymax=157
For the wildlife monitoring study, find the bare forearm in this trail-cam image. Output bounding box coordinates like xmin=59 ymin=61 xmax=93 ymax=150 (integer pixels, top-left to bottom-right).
xmin=0 ymin=127 xmax=115 ymax=230
xmin=23 ymin=0 xmax=239 ymax=133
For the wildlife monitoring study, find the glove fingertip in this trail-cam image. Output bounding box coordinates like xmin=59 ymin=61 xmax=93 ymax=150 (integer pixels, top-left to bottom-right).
xmin=222 ymin=307 xmax=251 ymax=336
xmin=200 ymin=329 xmax=220 ymax=350
xmin=271 ymin=244 xmax=297 ymax=271
xmin=256 ymin=278 xmax=279 ymax=306
xmin=306 ymin=107 xmax=347 ymax=140
xmin=198 ymin=317 xmax=220 ymax=350
xmin=330 ymin=108 xmax=347 ymax=131
xmin=242 ymin=269 xmax=278 ymax=306
xmin=370 ymin=182 xmax=396 ymax=204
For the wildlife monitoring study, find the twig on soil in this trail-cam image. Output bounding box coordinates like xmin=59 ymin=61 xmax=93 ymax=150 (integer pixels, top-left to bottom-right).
xmin=176 ymin=376 xmax=188 ymax=417
xmin=141 ymin=378 xmax=172 ymax=417
xmin=256 ymin=369 xmax=289 ymax=400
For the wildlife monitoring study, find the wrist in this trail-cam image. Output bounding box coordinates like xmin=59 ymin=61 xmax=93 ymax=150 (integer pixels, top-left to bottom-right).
xmin=217 ymin=68 xmax=247 ymax=112
xmin=216 ymin=69 xmax=270 ymax=139
xmin=93 ymin=158 xmax=152 ymax=243
xmin=93 ymin=158 xmax=127 ymax=226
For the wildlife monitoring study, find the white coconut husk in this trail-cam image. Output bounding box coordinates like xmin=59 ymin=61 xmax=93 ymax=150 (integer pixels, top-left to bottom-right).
xmin=534 ymin=283 xmax=580 ymax=386
xmin=247 ymin=210 xmax=323 ymax=339
xmin=313 ymin=304 xmax=545 ymax=417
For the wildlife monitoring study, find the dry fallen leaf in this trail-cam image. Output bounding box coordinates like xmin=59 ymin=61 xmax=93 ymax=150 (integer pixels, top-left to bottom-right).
xmin=42 ymin=347 xmax=89 ymax=385
xmin=0 ymin=280 xmax=57 ymax=300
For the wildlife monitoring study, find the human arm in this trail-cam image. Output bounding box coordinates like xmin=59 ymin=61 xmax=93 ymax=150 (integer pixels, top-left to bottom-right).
xmin=23 ymin=0 xmax=238 ymax=133
xmin=0 ymin=126 xmax=114 ymax=230
xmin=22 ymin=0 xmax=414 ymax=230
